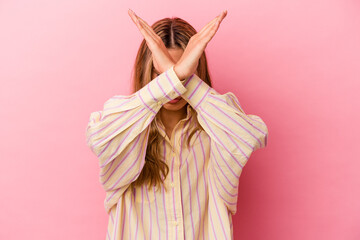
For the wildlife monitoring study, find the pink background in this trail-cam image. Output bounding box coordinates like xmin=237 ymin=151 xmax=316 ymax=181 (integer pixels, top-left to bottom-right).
xmin=1 ymin=0 xmax=359 ymax=239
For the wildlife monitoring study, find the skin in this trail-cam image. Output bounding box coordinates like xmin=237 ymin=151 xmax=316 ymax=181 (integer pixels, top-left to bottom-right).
xmin=152 ymin=48 xmax=189 ymax=137
xmin=128 ymin=9 xmax=227 ymax=137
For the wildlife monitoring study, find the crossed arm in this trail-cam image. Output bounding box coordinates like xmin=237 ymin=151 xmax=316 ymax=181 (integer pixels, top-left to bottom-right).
xmin=85 ymin=65 xmax=268 ymax=214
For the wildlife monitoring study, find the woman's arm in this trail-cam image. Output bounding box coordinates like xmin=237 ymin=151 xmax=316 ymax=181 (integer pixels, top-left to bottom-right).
xmin=180 ymin=73 xmax=268 ymax=215
xmin=85 ymin=66 xmax=188 ymax=213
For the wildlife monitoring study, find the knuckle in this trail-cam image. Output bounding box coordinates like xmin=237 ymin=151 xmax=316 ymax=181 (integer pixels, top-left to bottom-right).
xmin=155 ymin=38 xmax=162 ymax=45
xmin=190 ymin=35 xmax=197 ymax=41
xmin=147 ymin=41 xmax=155 ymax=49
xmin=190 ymin=36 xmax=198 ymax=44
xmin=153 ymin=42 xmax=161 ymax=50
xmin=153 ymin=40 xmax=160 ymax=48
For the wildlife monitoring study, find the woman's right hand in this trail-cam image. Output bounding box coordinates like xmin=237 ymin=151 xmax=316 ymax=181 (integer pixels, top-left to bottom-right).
xmin=174 ymin=10 xmax=227 ymax=80
xmin=128 ymin=9 xmax=175 ymax=73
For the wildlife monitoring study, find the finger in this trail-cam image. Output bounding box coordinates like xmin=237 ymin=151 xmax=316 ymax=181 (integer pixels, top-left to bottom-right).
xmin=198 ymin=10 xmax=226 ymax=36
xmin=128 ymin=9 xmax=142 ymax=29
xmin=128 ymin=10 xmax=157 ymax=45
xmin=198 ymin=12 xmax=223 ymax=35
xmin=128 ymin=9 xmax=159 ymax=41
xmin=200 ymin=10 xmax=227 ymax=41
xmin=134 ymin=18 xmax=154 ymax=45
xmin=201 ymin=10 xmax=226 ymax=36
xmin=128 ymin=9 xmax=154 ymax=39
xmin=218 ymin=10 xmax=227 ymax=23
xmin=134 ymin=14 xmax=161 ymax=41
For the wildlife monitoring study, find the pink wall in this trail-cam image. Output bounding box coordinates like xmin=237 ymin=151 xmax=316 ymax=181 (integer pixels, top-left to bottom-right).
xmin=1 ymin=0 xmax=359 ymax=239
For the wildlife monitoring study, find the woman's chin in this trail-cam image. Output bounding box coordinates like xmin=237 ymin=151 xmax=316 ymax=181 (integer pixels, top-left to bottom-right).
xmin=163 ymin=99 xmax=187 ymax=111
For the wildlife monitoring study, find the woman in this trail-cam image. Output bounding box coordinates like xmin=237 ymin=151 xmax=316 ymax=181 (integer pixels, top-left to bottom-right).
xmin=86 ymin=9 xmax=268 ymax=240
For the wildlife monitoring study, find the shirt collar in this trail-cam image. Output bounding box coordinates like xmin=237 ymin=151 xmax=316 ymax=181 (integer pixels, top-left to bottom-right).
xmin=155 ymin=103 xmax=193 ymax=138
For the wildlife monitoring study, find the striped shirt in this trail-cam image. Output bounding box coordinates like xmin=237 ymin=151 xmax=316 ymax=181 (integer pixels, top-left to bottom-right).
xmin=85 ymin=65 xmax=268 ymax=240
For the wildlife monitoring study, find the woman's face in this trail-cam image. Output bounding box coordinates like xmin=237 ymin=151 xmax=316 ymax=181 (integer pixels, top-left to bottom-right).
xmin=152 ymin=48 xmax=188 ymax=112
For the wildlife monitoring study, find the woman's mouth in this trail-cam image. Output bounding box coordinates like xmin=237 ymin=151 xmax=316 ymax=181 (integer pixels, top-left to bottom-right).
xmin=168 ymin=97 xmax=182 ymax=104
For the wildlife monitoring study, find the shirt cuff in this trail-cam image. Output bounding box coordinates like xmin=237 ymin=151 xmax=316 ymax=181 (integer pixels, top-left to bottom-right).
xmin=181 ymin=73 xmax=212 ymax=110
xmin=137 ymin=65 xmax=188 ymax=108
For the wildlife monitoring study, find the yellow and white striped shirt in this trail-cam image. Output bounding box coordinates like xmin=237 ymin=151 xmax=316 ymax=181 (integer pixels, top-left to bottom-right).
xmin=85 ymin=66 xmax=268 ymax=240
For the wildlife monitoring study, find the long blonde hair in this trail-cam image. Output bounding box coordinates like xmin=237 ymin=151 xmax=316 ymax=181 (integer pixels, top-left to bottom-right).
xmin=129 ymin=17 xmax=213 ymax=193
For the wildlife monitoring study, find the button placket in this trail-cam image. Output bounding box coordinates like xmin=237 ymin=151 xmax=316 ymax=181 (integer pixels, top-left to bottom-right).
xmin=174 ymin=150 xmax=184 ymax=233
xmin=166 ymin=126 xmax=184 ymax=237
xmin=170 ymin=149 xmax=176 ymax=188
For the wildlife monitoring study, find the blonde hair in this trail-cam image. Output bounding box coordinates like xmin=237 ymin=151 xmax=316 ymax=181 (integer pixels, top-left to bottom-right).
xmin=129 ymin=17 xmax=213 ymax=194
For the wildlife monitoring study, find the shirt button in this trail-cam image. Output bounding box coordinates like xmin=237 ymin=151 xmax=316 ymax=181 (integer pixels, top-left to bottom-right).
xmin=157 ymin=101 xmax=162 ymax=105
xmin=170 ymin=182 xmax=175 ymax=188
xmin=174 ymin=220 xmax=179 ymax=226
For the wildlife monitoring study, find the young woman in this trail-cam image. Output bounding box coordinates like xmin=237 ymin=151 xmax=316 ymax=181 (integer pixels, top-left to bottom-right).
xmin=86 ymin=9 xmax=268 ymax=240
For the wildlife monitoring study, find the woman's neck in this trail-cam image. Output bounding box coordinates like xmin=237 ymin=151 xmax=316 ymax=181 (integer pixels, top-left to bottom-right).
xmin=159 ymin=106 xmax=188 ymax=130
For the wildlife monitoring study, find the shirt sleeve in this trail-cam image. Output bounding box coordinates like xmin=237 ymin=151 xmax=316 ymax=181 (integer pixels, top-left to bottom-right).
xmin=85 ymin=65 xmax=188 ymax=213
xmin=180 ymin=73 xmax=269 ymax=215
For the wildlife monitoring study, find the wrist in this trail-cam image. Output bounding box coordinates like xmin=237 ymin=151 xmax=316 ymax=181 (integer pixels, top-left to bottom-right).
xmin=173 ymin=65 xmax=185 ymax=80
